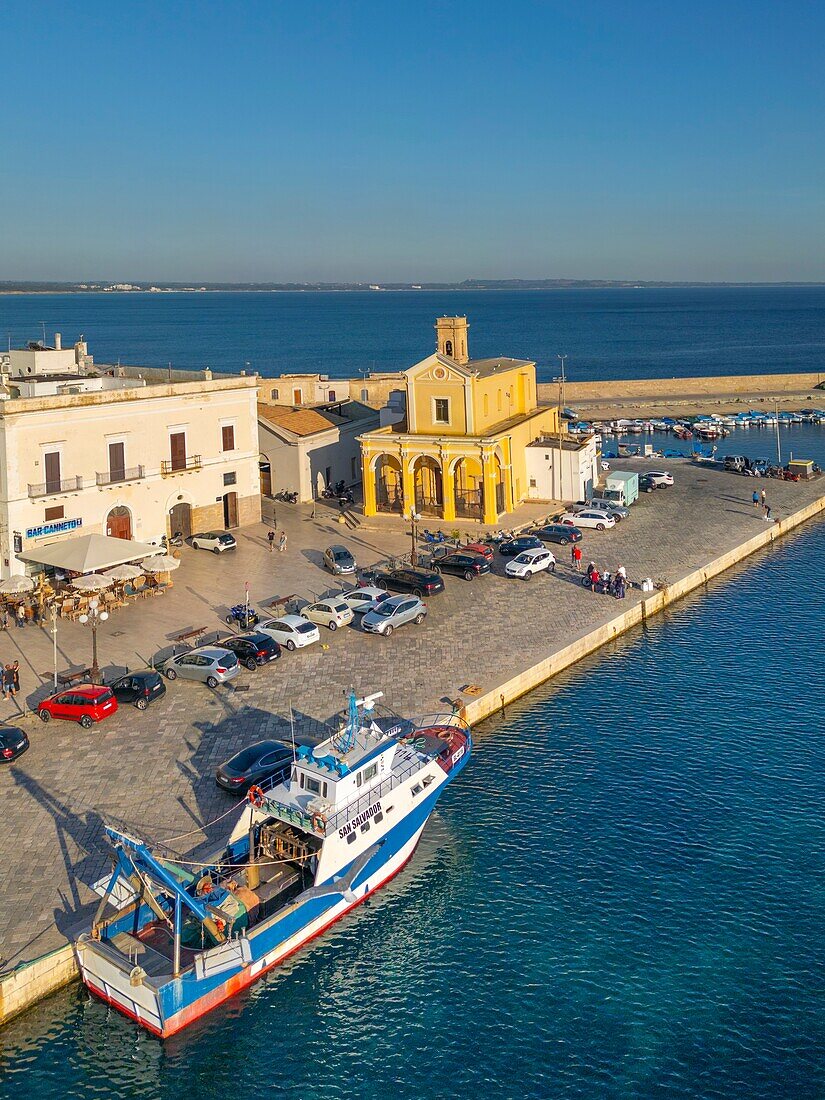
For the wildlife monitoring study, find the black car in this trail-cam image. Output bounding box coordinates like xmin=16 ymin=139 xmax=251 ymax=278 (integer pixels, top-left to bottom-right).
xmin=498 ymin=535 xmax=543 ymax=557
xmin=216 ymin=739 xmax=293 ymax=792
xmin=372 ymin=567 xmax=445 ymax=597
xmin=217 ymin=631 xmax=282 ymax=670
xmin=534 ymin=524 xmax=583 ymax=545
xmin=0 ymin=725 xmax=29 ymax=763
xmin=109 ymin=670 xmax=167 ymax=710
xmin=639 ymin=475 xmax=657 ymax=493
xmin=433 ymin=552 xmax=491 ymax=580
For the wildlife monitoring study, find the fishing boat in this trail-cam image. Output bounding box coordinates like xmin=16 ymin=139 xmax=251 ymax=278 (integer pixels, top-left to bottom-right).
xmin=76 ymin=693 xmax=471 ymax=1037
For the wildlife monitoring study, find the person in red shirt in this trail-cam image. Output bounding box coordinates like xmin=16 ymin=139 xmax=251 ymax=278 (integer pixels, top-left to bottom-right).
xmin=589 ymin=566 xmax=600 ymax=592
xmin=571 ymin=544 xmax=583 ymax=571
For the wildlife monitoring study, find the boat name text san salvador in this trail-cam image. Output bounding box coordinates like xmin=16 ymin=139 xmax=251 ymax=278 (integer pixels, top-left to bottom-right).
xmin=339 ymin=801 xmax=382 ymax=839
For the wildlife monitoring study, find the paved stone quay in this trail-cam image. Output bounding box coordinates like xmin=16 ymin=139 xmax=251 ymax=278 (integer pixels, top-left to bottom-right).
xmin=0 ymin=462 xmax=823 ymax=973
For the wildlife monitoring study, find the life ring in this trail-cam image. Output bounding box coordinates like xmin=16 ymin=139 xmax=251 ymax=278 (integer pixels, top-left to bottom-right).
xmin=248 ymin=785 xmax=265 ymax=808
xmin=311 ymin=812 xmax=327 ymax=833
xmin=196 ymin=876 xmax=213 ymax=896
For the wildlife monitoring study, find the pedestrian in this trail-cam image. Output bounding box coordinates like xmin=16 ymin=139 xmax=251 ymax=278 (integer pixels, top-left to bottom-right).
xmin=752 ymin=490 xmax=759 ymax=507
xmin=547 ymin=550 xmax=556 ymax=574
xmin=615 ymin=570 xmax=626 ymax=599
xmin=616 ymin=564 xmax=627 ymax=582
xmin=267 ymin=529 xmax=275 ymax=553
xmin=764 ymin=504 xmax=772 ymax=522
xmin=16 ymin=603 xmax=26 ymax=628
xmin=761 ymin=489 xmax=767 ymax=506
xmin=10 ymin=660 xmax=19 ymax=698
xmin=589 ymin=566 xmax=600 ymax=593
xmin=0 ymin=608 xmax=8 ymax=631
xmin=278 ymin=530 xmax=287 ymax=553
xmin=2 ymin=664 xmax=13 ymax=701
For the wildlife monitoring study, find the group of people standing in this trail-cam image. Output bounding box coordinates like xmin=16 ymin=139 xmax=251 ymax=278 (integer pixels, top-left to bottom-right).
xmin=266 ymin=529 xmax=288 ymax=553
xmin=568 ymin=543 xmax=628 ymax=597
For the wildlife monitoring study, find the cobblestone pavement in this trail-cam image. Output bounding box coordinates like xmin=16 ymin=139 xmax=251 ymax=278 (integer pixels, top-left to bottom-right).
xmin=1 ymin=462 xmax=822 ymax=968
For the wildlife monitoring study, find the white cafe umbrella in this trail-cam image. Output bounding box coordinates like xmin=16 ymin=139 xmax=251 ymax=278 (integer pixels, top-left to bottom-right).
xmin=72 ymin=573 xmax=114 ymax=592
xmin=103 ymin=564 xmax=144 ymax=582
xmin=0 ymin=574 xmax=35 ymax=595
xmin=141 ymin=554 xmax=181 ymax=574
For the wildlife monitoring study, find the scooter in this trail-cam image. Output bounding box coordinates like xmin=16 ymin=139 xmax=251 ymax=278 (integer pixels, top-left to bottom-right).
xmin=161 ymin=530 xmax=184 ymax=549
xmin=276 ymin=489 xmax=299 ymax=503
xmin=422 ymin=529 xmax=447 ymax=544
xmin=225 ymin=604 xmax=259 ymax=629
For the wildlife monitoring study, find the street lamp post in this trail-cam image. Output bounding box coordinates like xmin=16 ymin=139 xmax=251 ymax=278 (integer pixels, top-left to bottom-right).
xmin=408 ymin=510 xmax=420 ymax=567
xmin=552 ymin=354 xmax=568 ymax=502
xmin=78 ymin=597 xmax=109 ymax=684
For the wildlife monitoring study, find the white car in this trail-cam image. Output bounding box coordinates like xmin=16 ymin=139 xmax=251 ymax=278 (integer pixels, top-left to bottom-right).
xmin=257 ymin=615 xmax=320 ymax=651
xmin=300 ymin=599 xmax=354 ymax=631
xmin=647 ymin=471 xmax=674 ymax=487
xmin=338 ymin=587 xmax=392 ymax=615
xmin=191 ymin=531 xmax=237 ymax=553
xmin=560 ymin=510 xmax=616 ymax=531
xmin=505 ymin=547 xmax=555 ymax=580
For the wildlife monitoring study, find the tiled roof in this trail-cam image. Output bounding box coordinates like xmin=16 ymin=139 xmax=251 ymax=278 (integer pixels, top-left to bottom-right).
xmin=257 ymin=403 xmax=337 ymax=437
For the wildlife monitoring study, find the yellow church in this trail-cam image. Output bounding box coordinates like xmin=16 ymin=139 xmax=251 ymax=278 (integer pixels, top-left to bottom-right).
xmin=359 ymin=317 xmax=560 ymax=524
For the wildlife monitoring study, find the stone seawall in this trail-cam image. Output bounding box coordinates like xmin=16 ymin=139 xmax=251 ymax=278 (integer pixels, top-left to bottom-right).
xmin=537 ymin=371 xmax=823 ymax=406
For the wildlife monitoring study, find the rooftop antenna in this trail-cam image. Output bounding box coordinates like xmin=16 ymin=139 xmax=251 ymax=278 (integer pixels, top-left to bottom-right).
xmin=38 ymin=321 xmax=47 ymax=345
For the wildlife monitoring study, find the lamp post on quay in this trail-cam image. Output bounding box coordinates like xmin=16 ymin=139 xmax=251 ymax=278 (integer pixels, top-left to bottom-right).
xmin=78 ymin=597 xmax=109 ymax=684
xmin=407 ymin=510 xmax=421 ymax=567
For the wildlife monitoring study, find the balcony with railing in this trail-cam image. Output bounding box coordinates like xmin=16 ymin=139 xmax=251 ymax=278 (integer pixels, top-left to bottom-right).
xmin=28 ymin=475 xmax=84 ymax=498
xmin=96 ymin=465 xmax=146 ymax=486
xmin=160 ymin=455 xmax=202 ymax=476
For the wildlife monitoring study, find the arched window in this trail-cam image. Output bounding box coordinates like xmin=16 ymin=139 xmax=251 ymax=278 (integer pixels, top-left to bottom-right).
xmin=445 ymin=339 xmax=453 ymax=357
xmin=271 ymin=387 xmax=279 ymax=400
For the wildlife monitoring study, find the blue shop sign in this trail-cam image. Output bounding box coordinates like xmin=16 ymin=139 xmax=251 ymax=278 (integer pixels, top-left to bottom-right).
xmin=26 ymin=518 xmax=83 ymax=540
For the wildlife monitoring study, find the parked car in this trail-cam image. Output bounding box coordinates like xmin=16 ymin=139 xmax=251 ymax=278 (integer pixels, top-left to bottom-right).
xmin=639 ymin=474 xmax=658 ymax=493
xmin=362 ymin=594 xmax=427 ymax=636
xmin=191 ymin=531 xmax=237 ymax=553
xmin=323 ymin=545 xmax=357 ymax=575
xmin=257 ymin=615 xmax=321 ymax=651
xmin=576 ymin=498 xmax=630 ymax=520
xmin=338 ymin=586 xmax=393 ymax=615
xmin=0 ymin=725 xmax=29 ymax=763
xmin=109 ymin=670 xmax=167 ymax=710
xmin=498 ymin=535 xmax=544 ymax=557
xmin=372 ymin=567 xmax=444 ymax=597
xmin=300 ymin=599 xmax=354 ymax=631
xmin=646 ymin=471 xmax=674 ymax=487
xmin=559 ymin=510 xmax=616 ymax=531
xmin=505 ymin=547 xmax=556 ymax=579
xmin=533 ymin=524 xmax=583 ymax=545
xmin=458 ymin=541 xmax=495 ymax=562
xmin=216 ymin=632 xmax=281 ymax=670
xmin=38 ymin=685 xmax=118 ymax=728
xmin=215 ymin=739 xmax=294 ymax=792
xmin=161 ymin=646 xmax=240 ymax=686
xmin=432 ymin=552 xmax=491 ymax=580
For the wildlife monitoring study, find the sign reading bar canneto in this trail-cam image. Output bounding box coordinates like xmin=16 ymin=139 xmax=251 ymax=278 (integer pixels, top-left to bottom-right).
xmin=25 ymin=518 xmax=83 ymax=540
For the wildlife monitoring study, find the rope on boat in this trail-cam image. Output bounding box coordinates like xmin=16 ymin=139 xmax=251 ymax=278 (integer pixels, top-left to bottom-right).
xmin=157 ymin=852 xmax=316 ymax=871
xmin=157 ymin=795 xmax=250 ymax=846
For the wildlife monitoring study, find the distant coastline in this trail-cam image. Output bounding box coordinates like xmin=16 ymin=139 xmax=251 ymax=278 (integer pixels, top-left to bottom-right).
xmin=2 ymin=279 xmax=825 ymax=295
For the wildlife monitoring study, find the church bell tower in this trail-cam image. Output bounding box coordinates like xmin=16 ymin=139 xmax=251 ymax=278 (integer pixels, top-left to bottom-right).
xmin=435 ymin=316 xmax=469 ymax=365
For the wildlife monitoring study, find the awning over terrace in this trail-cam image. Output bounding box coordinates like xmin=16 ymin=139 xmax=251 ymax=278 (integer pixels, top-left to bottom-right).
xmin=20 ymin=533 xmax=161 ymax=574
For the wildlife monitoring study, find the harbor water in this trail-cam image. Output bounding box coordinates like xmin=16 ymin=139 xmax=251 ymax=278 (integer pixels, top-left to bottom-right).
xmin=1 ymin=440 xmax=823 ymax=1096
xmin=2 ymin=285 xmax=825 ymax=382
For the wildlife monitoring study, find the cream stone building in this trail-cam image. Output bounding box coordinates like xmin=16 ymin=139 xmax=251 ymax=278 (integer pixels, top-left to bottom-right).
xmin=0 ymin=337 xmax=260 ymax=578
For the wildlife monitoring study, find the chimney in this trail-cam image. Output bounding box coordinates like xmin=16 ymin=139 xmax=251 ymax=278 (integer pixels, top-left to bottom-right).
xmin=54 ymin=333 xmax=62 ymax=350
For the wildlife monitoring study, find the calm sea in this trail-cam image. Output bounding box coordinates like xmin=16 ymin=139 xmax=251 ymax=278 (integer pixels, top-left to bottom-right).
xmin=0 ymin=300 xmax=823 ymax=1097
xmin=2 ymin=286 xmax=825 ymax=383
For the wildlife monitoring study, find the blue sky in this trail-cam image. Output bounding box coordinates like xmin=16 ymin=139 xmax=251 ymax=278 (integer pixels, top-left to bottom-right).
xmin=1 ymin=0 xmax=823 ymax=281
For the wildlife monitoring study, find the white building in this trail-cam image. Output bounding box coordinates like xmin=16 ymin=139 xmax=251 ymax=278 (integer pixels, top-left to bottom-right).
xmin=0 ymin=336 xmax=261 ymax=578
xmin=525 ymin=433 xmax=601 ymax=503
xmin=257 ymin=400 xmax=379 ymax=502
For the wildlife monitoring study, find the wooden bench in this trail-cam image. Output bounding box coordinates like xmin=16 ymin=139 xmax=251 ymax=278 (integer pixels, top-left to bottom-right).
xmin=170 ymin=626 xmax=209 ymax=645
xmin=57 ymin=667 xmax=92 ymax=686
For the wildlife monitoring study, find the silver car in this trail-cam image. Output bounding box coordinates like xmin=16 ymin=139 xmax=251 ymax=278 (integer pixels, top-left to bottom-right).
xmin=339 ymin=586 xmax=392 ymax=615
xmin=323 ymin=545 xmax=357 ymax=574
xmin=361 ymin=594 xmax=427 ymax=636
xmin=161 ymin=646 xmax=240 ymax=687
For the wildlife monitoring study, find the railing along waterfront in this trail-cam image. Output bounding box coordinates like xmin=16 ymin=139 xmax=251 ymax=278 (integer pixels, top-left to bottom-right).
xmin=160 ymin=455 xmax=202 ymax=475
xmin=96 ymin=465 xmax=145 ymax=486
xmin=260 ymin=711 xmax=469 ymax=837
xmin=28 ymin=476 xmax=83 ymax=497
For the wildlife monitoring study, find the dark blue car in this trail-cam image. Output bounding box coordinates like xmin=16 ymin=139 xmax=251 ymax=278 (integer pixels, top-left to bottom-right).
xmin=498 ymin=535 xmax=544 ymax=557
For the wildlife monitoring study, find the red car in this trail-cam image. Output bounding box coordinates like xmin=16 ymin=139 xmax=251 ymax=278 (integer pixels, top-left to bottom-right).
xmin=38 ymin=685 xmax=118 ymax=729
xmin=460 ymin=542 xmax=495 ymax=562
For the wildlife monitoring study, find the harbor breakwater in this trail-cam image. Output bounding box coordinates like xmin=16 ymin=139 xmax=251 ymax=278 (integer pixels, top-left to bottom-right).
xmin=2 ymin=486 xmax=823 ymax=1029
